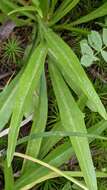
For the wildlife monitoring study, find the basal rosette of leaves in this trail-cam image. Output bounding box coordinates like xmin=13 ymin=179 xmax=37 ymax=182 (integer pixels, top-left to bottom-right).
xmin=0 ymin=1 xmax=107 ymax=190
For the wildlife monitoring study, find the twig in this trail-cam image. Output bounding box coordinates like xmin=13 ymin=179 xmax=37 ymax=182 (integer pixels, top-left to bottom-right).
xmin=0 ymin=72 xmax=13 ymax=80
xmin=0 ymin=115 xmax=32 ymax=138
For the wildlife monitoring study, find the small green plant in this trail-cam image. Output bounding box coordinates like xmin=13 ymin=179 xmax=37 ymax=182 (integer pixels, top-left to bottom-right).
xmin=80 ymin=28 xmax=107 ymax=67
xmin=3 ymin=37 xmax=23 ymax=64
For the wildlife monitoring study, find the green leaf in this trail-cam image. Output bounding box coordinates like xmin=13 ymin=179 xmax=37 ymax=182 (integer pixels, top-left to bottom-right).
xmin=39 ymin=0 xmax=49 ymax=17
xmin=15 ymin=118 xmax=107 ymax=189
xmin=88 ymin=31 xmax=102 ymax=51
xmin=32 ymin=0 xmax=40 ymax=7
xmin=49 ymin=61 xmax=97 ymax=190
xmin=39 ymin=122 xmax=62 ymax=158
xmin=0 ymin=71 xmax=22 ymax=131
xmin=43 ymin=27 xmax=107 ymax=119
xmin=8 ymin=5 xmax=36 ymax=14
xmin=0 ymin=0 xmax=35 ymax=21
xmin=8 ymin=5 xmax=43 ymax=18
xmin=77 ymin=94 xmax=87 ymax=111
xmin=0 ymin=0 xmax=17 ymax=13
xmin=17 ymin=131 xmax=107 ymax=147
xmin=101 ymin=50 xmax=107 ymax=62
xmin=50 ymin=0 xmax=58 ymax=15
xmin=0 ymin=66 xmax=38 ymax=125
xmin=39 ymin=171 xmax=107 ymax=179
xmin=88 ymin=120 xmax=107 ymax=142
xmin=55 ymin=24 xmax=90 ymax=36
xmin=49 ymin=0 xmax=80 ymax=26
xmin=103 ymin=28 xmax=107 ymax=46
xmin=80 ymin=39 xmax=93 ymax=56
xmin=81 ymin=55 xmax=98 ymax=67
xmin=81 ymin=55 xmax=94 ymax=67
xmin=23 ymin=91 xmax=38 ymax=118
xmin=22 ymin=71 xmax=48 ymax=172
xmin=15 ymin=142 xmax=73 ymax=189
xmin=20 ymin=118 xmax=107 ymax=154
xmin=15 ymin=152 xmax=86 ymax=190
xmin=80 ymin=40 xmax=96 ymax=67
xmin=7 ymin=42 xmax=47 ymax=167
xmin=4 ymin=160 xmax=14 ymax=190
xmin=71 ymin=2 xmax=107 ymax=25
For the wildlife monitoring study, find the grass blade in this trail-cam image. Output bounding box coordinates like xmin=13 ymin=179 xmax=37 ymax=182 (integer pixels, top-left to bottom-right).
xmin=39 ymin=122 xmax=62 ymax=158
xmin=46 ymin=171 xmax=107 ymax=179
xmin=8 ymin=6 xmax=42 ymax=19
xmin=49 ymin=61 xmax=97 ymax=190
xmin=7 ymin=42 xmax=47 ymax=167
xmin=14 ymin=152 xmax=87 ymax=190
xmin=17 ymin=131 xmax=107 ymax=146
xmin=49 ymin=0 xmax=58 ymax=15
xmin=20 ymin=170 xmax=107 ymax=186
xmin=15 ymin=142 xmax=73 ymax=189
xmin=54 ymin=24 xmax=90 ymax=36
xmin=71 ymin=2 xmax=107 ymax=25
xmin=49 ymin=0 xmax=80 ymax=25
xmin=15 ymin=119 xmax=107 ymax=189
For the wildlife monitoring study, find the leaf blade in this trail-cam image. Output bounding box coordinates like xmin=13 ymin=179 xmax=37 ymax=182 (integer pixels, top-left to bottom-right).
xmin=88 ymin=31 xmax=102 ymax=51
xmin=15 ymin=118 xmax=107 ymax=189
xmin=101 ymin=50 xmax=107 ymax=62
xmin=49 ymin=60 xmax=97 ymax=190
xmin=14 ymin=152 xmax=87 ymax=190
xmin=49 ymin=0 xmax=80 ymax=25
xmin=7 ymin=42 xmax=47 ymax=167
xmin=22 ymin=71 xmax=48 ymax=172
xmin=71 ymin=2 xmax=107 ymax=25
xmin=43 ymin=27 xmax=107 ymax=119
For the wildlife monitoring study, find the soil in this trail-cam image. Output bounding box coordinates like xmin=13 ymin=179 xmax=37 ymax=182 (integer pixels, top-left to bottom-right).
xmin=0 ymin=20 xmax=32 ymax=88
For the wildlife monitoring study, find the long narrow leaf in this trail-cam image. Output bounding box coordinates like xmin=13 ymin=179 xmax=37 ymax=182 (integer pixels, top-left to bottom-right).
xmin=15 ymin=118 xmax=107 ymax=189
xmin=39 ymin=122 xmax=62 ymax=158
xmin=49 ymin=0 xmax=58 ymax=15
xmin=8 ymin=6 xmax=42 ymax=19
xmin=7 ymin=42 xmax=47 ymax=167
xmin=71 ymin=2 xmax=107 ymax=25
xmin=0 ymin=0 xmax=35 ymax=21
xmin=42 ymin=27 xmax=107 ymax=119
xmin=15 ymin=142 xmax=74 ymax=189
xmin=22 ymin=71 xmax=48 ymax=172
xmin=39 ymin=0 xmax=49 ymax=17
xmin=17 ymin=131 xmax=107 ymax=146
xmin=39 ymin=119 xmax=107 ymax=160
xmin=0 ymin=71 xmax=22 ymax=131
xmin=49 ymin=0 xmax=80 ymax=26
xmin=14 ymin=152 xmax=87 ymax=190
xmin=49 ymin=61 xmax=97 ymax=190
xmin=20 ymin=170 xmax=107 ymax=190
xmin=54 ymin=24 xmax=90 ymax=35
